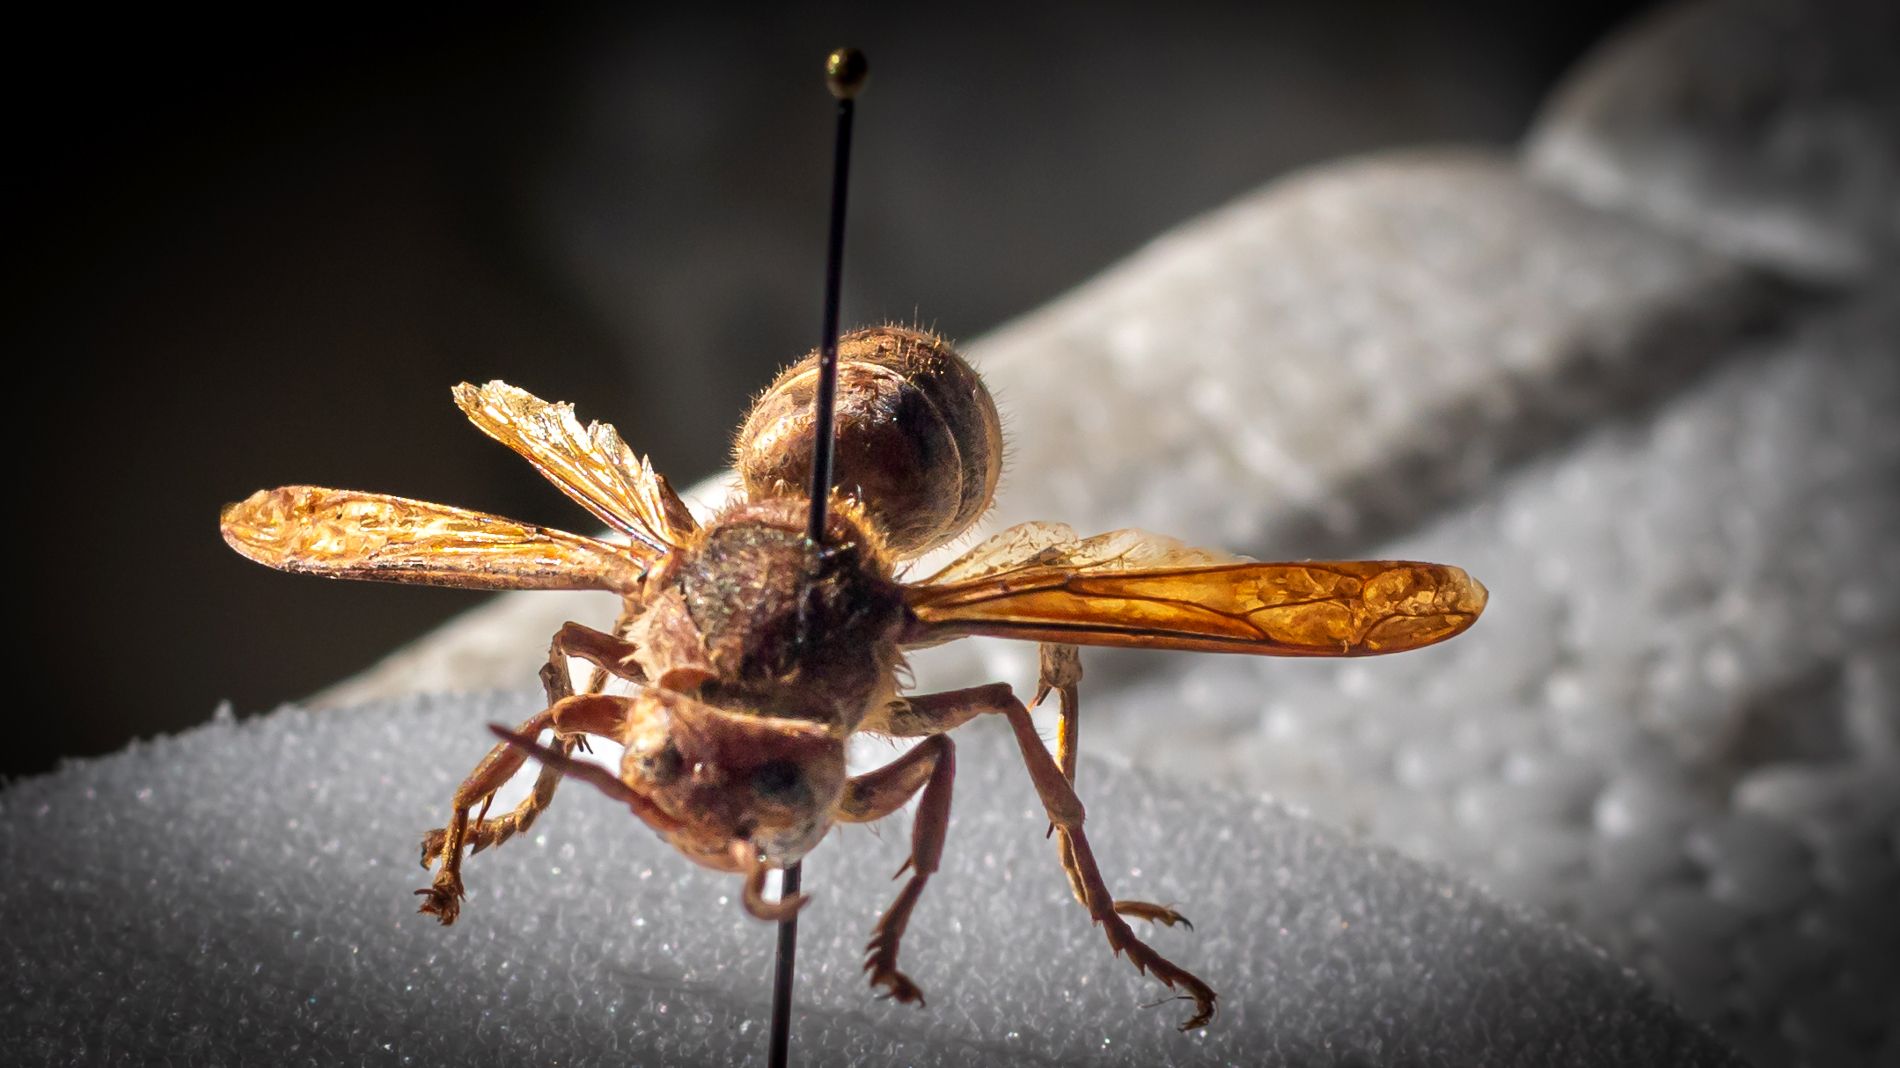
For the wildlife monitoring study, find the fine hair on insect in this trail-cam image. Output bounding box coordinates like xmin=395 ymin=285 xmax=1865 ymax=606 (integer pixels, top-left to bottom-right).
xmin=222 ymin=322 xmax=1487 ymax=1030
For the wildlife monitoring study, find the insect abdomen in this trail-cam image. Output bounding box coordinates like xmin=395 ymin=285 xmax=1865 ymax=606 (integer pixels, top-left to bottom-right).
xmin=733 ymin=326 xmax=1002 ymax=557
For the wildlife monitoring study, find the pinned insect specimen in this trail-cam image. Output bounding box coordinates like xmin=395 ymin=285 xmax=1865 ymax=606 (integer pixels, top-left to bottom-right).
xmin=221 ymin=324 xmax=1486 ymax=1029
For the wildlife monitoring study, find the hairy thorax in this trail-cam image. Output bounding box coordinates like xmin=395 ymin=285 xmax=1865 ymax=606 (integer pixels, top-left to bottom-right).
xmin=631 ymin=496 xmax=908 ymax=735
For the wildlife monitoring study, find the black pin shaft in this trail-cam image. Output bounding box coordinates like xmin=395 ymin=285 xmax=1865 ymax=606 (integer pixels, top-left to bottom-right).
xmin=803 ymin=92 xmax=856 ymax=543
xmin=772 ymin=46 xmax=866 ymax=1068
xmin=767 ymin=861 xmax=803 ymax=1068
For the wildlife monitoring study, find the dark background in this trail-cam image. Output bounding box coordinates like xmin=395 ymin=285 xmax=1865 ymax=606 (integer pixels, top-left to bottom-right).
xmin=12 ymin=2 xmax=1648 ymax=778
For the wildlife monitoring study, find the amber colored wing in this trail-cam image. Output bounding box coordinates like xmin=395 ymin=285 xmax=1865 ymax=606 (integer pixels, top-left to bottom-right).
xmin=917 ymin=521 xmax=1244 ymax=584
xmin=453 ymin=380 xmax=697 ymax=553
xmin=221 ymin=486 xmax=652 ymax=592
xmin=907 ymin=528 xmax=1485 ymax=656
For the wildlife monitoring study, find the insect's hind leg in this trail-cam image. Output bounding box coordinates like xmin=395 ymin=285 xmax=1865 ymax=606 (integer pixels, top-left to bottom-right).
xmin=833 ymin=733 xmax=956 ymax=1006
xmin=907 ymin=681 xmax=1217 ymax=1030
xmin=1035 ymin=643 xmax=1192 ymax=931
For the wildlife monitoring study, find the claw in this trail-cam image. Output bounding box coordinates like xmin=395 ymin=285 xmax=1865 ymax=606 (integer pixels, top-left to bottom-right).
xmin=1134 ymin=984 xmax=1217 ymax=1031
xmin=414 ymin=874 xmax=465 ymax=926
xmin=863 ymin=962 xmax=926 ymax=1006
xmin=1177 ymin=992 xmax=1217 ymax=1031
xmin=1084 ymin=869 xmax=1218 ymax=1030
xmin=1115 ymin=900 xmax=1193 ymax=930
xmin=860 ymin=871 xmax=933 ymax=1014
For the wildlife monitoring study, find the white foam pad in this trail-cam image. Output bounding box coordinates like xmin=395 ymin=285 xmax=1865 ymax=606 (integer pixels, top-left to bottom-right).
xmin=0 ymin=690 xmax=1739 ymax=1065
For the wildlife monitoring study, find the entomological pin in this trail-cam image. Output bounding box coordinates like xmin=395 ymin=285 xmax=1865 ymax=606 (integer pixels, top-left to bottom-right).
xmin=220 ymin=326 xmax=1487 ymax=1030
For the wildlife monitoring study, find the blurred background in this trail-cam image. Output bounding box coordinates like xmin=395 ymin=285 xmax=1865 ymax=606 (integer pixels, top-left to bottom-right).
xmin=12 ymin=1 xmax=1649 ymax=778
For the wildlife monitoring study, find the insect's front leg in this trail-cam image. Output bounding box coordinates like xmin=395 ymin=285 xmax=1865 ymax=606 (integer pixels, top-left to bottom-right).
xmin=909 ymin=681 xmax=1218 ymax=1030
xmin=1034 ymin=644 xmax=1191 ymax=931
xmin=834 ymin=733 xmax=957 ymax=1006
xmin=421 ymin=611 xmax=645 ymax=876
xmin=417 ymin=690 xmax=630 ymax=925
xmin=546 ymin=599 xmax=646 ymax=700
xmin=417 ymin=704 xmax=551 ymax=924
xmin=539 ymin=598 xmax=647 ymax=703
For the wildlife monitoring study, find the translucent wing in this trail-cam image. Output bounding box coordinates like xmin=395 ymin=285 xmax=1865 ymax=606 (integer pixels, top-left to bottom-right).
xmin=907 ymin=527 xmax=1485 ymax=656
xmin=453 ymin=381 xmax=697 ymax=553
xmin=221 ymin=486 xmax=652 ymax=592
xmin=919 ymin=521 xmax=1244 ymax=585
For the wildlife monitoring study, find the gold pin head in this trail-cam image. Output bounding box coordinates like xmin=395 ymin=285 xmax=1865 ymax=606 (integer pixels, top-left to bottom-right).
xmin=826 ymin=48 xmax=868 ymax=99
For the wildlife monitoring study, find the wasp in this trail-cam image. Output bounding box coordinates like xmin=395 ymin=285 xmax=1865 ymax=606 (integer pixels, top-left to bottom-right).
xmin=221 ymin=325 xmax=1486 ymax=1029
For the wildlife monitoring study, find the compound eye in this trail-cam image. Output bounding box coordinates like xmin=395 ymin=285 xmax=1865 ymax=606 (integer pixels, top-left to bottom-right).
xmin=752 ymin=759 xmax=806 ymax=803
xmin=642 ymin=741 xmax=684 ymax=786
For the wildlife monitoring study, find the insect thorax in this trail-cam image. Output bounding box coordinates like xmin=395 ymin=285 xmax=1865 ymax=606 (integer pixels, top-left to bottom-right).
xmin=647 ymin=498 xmax=906 ymax=733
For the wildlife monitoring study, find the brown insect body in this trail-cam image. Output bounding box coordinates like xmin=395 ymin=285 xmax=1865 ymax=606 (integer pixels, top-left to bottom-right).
xmin=221 ymin=324 xmax=1487 ymax=1030
xmin=606 ymin=328 xmax=993 ymax=874
xmin=660 ymin=495 xmax=905 ymax=729
xmin=623 ymin=495 xmax=902 ymax=870
xmin=736 ymin=326 xmax=1002 ymax=556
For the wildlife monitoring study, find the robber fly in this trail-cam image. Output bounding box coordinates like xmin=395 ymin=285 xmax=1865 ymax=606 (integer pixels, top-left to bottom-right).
xmin=221 ymin=325 xmax=1486 ymax=1029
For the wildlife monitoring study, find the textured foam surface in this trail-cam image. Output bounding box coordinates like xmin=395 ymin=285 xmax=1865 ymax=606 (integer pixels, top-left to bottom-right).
xmin=1045 ymin=286 xmax=1900 ymax=1067
xmin=968 ymin=149 xmax=1784 ymax=557
xmin=1527 ymin=0 xmax=1900 ymax=283
xmin=1 ymin=691 xmax=1739 ymax=1066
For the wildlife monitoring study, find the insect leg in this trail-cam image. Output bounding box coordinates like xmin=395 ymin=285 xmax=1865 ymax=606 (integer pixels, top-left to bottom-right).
xmin=1033 ymin=643 xmax=1084 ymax=782
xmin=1036 ymin=642 xmax=1083 ymax=858
xmin=417 ymin=705 xmax=550 ymax=924
xmin=435 ymin=613 xmax=647 ymax=869
xmin=417 ymin=693 xmax=631 ymax=924
xmin=833 ymin=734 xmax=956 ymax=1006
xmin=540 ymin=610 xmax=647 ymax=705
xmin=577 ymin=598 xmax=645 ymax=697
xmin=907 ymin=681 xmax=1218 ymax=1030
xmin=1035 ymin=644 xmax=1192 ymax=931
xmin=737 ymin=842 xmax=810 ymax=923
xmin=486 ymin=707 xmax=682 ymax=838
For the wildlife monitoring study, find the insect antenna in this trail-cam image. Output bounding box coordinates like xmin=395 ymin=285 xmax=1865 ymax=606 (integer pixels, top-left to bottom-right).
xmin=770 ymin=45 xmax=867 ymax=1068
